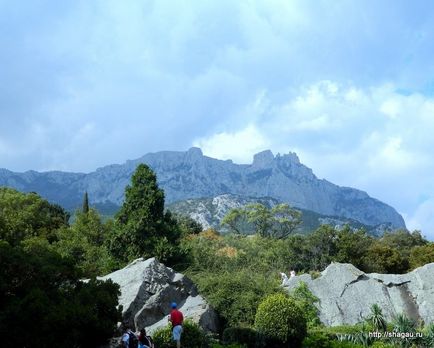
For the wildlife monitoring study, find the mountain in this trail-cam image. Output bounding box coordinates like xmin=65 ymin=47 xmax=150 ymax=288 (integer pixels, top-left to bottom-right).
xmin=0 ymin=147 xmax=405 ymax=229
xmin=167 ymin=194 xmax=390 ymax=236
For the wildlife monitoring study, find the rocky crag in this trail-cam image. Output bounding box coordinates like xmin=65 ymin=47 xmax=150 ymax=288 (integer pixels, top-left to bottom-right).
xmin=284 ymin=263 xmax=434 ymax=326
xmin=98 ymin=257 xmax=219 ymax=334
xmin=0 ymin=148 xmax=405 ymax=229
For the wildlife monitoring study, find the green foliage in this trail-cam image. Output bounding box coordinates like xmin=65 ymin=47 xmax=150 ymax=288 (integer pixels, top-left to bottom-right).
xmin=367 ymin=304 xmax=387 ymax=332
xmin=334 ymin=227 xmax=373 ymax=270
xmin=364 ymin=242 xmax=408 ymax=274
xmin=420 ymin=323 xmax=434 ymax=348
xmin=302 ymin=328 xmax=365 ymax=348
xmin=271 ymin=204 xmax=302 ymax=238
xmin=152 ymin=320 xmax=210 ymax=348
xmin=391 ymin=313 xmax=417 ymax=347
xmin=54 ymin=209 xmax=115 ymax=276
xmin=221 ymin=208 xmax=246 ymax=234
xmin=0 ymin=241 xmax=121 ymax=347
xmin=290 ymin=282 xmax=321 ymax=328
xmin=193 ymin=269 xmax=280 ymax=327
xmin=254 ymin=293 xmax=307 ymax=347
xmin=0 ymin=187 xmax=69 ymax=245
xmin=107 ymin=164 xmax=182 ymax=265
xmin=246 ymin=203 xmax=274 ymax=236
xmin=409 ymin=243 xmax=434 ymax=270
xmin=82 ymin=191 xmax=89 ymax=214
xmin=222 ymin=203 xmax=302 ymax=238
xmin=222 ymin=327 xmax=265 ymax=348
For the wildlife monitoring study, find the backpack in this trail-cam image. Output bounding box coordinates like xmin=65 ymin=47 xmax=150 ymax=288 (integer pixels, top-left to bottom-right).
xmin=128 ymin=331 xmax=139 ymax=348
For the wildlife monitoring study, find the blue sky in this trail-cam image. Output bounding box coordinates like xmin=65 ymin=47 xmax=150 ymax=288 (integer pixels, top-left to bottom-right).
xmin=1 ymin=0 xmax=434 ymax=238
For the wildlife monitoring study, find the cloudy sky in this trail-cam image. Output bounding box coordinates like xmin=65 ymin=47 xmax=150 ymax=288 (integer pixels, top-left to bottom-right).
xmin=1 ymin=0 xmax=433 ymax=238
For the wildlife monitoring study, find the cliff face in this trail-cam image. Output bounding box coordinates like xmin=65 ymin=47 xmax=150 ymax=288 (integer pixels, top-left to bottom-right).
xmin=0 ymin=148 xmax=405 ymax=229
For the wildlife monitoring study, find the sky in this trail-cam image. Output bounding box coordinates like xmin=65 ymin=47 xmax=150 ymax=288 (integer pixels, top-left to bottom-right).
xmin=1 ymin=0 xmax=434 ymax=238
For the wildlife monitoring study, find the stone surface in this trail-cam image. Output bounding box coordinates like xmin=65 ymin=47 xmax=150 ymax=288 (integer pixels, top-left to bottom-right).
xmin=283 ymin=262 xmax=434 ymax=326
xmin=0 ymin=148 xmax=405 ymax=229
xmin=99 ymin=257 xmax=219 ymax=334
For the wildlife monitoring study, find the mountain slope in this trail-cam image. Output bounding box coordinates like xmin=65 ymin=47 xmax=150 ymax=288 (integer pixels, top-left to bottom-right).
xmin=167 ymin=194 xmax=389 ymax=236
xmin=0 ymin=148 xmax=405 ymax=229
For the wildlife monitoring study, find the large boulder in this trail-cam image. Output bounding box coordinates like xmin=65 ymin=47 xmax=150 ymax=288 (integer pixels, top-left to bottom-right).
xmin=283 ymin=262 xmax=434 ymax=326
xmin=99 ymin=257 xmax=219 ymax=334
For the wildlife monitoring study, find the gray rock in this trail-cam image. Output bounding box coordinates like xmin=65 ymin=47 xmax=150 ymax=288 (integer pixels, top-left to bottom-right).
xmin=284 ymin=262 xmax=434 ymax=326
xmin=99 ymin=257 xmax=219 ymax=334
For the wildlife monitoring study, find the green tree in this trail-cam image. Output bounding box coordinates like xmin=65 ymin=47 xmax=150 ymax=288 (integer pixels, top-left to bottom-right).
xmin=0 ymin=241 xmax=121 ymax=348
xmin=409 ymin=243 xmax=434 ymax=269
xmin=82 ymin=191 xmax=89 ymax=214
xmin=246 ymin=203 xmax=273 ymax=237
xmin=0 ymin=187 xmax=69 ymax=245
xmin=108 ymin=164 xmax=181 ymax=264
xmin=221 ymin=208 xmax=246 ymax=234
xmin=334 ymin=226 xmax=373 ymax=270
xmin=55 ymin=209 xmax=115 ymax=277
xmin=363 ymin=242 xmax=408 ymax=273
xmin=306 ymin=225 xmax=339 ymax=271
xmin=271 ymin=204 xmax=302 ymax=238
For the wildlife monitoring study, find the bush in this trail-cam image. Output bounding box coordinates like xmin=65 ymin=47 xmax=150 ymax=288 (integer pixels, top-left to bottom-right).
xmin=254 ymin=293 xmax=307 ymax=347
xmin=191 ymin=269 xmax=280 ymax=328
xmin=290 ymin=282 xmax=321 ymax=328
xmin=222 ymin=327 xmax=265 ymax=348
xmin=153 ymin=320 xmax=210 ymax=348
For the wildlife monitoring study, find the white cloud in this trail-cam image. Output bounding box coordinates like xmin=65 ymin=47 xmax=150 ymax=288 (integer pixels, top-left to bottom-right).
xmin=407 ymin=199 xmax=434 ymax=240
xmin=195 ymin=81 xmax=434 ymax=239
xmin=193 ymin=124 xmax=270 ymax=163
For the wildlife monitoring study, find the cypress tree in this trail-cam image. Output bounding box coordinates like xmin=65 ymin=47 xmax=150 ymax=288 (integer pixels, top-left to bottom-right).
xmin=82 ymin=191 xmax=89 ymax=214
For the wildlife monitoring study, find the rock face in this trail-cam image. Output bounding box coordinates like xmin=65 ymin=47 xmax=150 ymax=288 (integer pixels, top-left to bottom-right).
xmin=99 ymin=257 xmax=219 ymax=334
xmin=283 ymin=263 xmax=434 ymax=326
xmin=0 ymin=148 xmax=405 ymax=229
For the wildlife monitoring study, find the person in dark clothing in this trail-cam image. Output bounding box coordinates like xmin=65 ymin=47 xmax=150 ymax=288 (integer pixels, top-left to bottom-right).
xmin=138 ymin=328 xmax=154 ymax=348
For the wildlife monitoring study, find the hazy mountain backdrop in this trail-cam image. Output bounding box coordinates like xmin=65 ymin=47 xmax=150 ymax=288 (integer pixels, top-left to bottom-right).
xmin=0 ymin=148 xmax=405 ymax=231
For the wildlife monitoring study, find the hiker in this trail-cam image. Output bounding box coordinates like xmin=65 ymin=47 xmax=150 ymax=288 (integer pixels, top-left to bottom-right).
xmin=138 ymin=328 xmax=154 ymax=348
xmin=168 ymin=302 xmax=184 ymax=348
xmin=121 ymin=325 xmax=139 ymax=348
xmin=290 ymin=270 xmax=296 ymax=278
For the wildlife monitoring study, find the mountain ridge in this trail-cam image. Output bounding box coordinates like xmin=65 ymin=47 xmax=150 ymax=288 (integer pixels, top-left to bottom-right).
xmin=0 ymin=147 xmax=406 ymax=229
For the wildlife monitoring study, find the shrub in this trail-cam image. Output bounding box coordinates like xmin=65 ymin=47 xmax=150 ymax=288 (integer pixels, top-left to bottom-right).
xmin=152 ymin=320 xmax=210 ymax=348
xmin=302 ymin=328 xmax=366 ymax=348
xmin=290 ymin=282 xmax=321 ymax=328
xmin=222 ymin=327 xmax=265 ymax=348
xmin=254 ymin=293 xmax=307 ymax=347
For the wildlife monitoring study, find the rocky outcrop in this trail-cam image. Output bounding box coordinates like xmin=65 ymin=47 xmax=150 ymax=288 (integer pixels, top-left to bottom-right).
xmin=0 ymin=148 xmax=405 ymax=229
xmin=99 ymin=257 xmax=219 ymax=334
xmin=283 ymin=263 xmax=434 ymax=326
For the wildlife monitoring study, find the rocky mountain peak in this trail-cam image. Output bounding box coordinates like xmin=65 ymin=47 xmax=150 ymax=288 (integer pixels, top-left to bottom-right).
xmin=252 ymin=150 xmax=275 ymax=167
xmin=278 ymin=152 xmax=300 ymax=164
